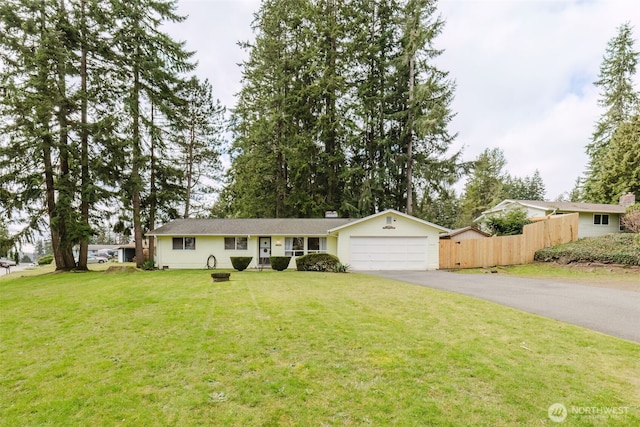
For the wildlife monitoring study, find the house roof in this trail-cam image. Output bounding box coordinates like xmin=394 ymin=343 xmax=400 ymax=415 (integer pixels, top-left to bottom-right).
xmin=440 ymin=226 xmax=491 ymax=239
xmin=87 ymin=244 xmax=121 ymax=251
xmin=484 ymin=199 xmax=626 ymax=216
xmin=147 ymin=217 xmax=355 ymax=237
xmin=327 ymin=209 xmax=450 ymax=233
xmin=514 ymin=200 xmax=625 ymax=214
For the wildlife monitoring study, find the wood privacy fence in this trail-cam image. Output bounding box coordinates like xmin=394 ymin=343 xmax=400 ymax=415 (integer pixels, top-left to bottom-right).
xmin=439 ymin=213 xmax=579 ymax=269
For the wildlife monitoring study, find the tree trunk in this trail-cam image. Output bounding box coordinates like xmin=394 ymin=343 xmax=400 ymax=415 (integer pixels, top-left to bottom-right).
xmin=406 ymin=53 xmax=414 ymax=215
xmin=77 ymin=0 xmax=89 ymax=271
xmin=148 ymin=103 xmax=157 ymax=263
xmin=184 ymin=122 xmax=194 ymax=218
xmin=132 ymin=64 xmax=144 ymax=268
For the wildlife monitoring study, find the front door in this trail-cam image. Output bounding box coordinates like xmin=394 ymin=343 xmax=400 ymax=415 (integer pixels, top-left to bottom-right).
xmin=259 ymin=237 xmax=271 ymax=265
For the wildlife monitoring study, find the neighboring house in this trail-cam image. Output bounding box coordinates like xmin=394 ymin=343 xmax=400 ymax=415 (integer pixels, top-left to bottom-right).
xmin=440 ymin=226 xmax=491 ymax=241
xmin=147 ymin=209 xmax=449 ymax=271
xmin=118 ymin=244 xmax=136 ymax=263
xmin=475 ymin=194 xmax=635 ymax=238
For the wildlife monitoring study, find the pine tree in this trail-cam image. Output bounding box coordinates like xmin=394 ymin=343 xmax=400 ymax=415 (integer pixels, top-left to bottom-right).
xmin=595 ymin=115 xmax=640 ymax=202
xmin=342 ymin=0 xmax=400 ymax=215
xmin=173 ymin=77 xmax=226 ymax=218
xmin=227 ymin=0 xmax=329 ymax=217
xmin=583 ymin=23 xmax=639 ymax=202
xmin=458 ymin=148 xmax=508 ymax=226
xmin=0 ymin=0 xmax=86 ymax=270
xmin=503 ymin=170 xmax=546 ymax=200
xmin=110 ymin=0 xmax=194 ymax=266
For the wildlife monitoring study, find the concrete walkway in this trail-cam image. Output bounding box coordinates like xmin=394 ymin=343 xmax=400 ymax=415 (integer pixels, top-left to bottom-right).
xmin=365 ymin=270 xmax=640 ymax=344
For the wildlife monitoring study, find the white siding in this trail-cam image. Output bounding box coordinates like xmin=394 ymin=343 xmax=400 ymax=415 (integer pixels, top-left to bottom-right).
xmin=154 ymin=235 xmax=341 ymax=270
xmin=155 ymin=235 xmax=257 ymax=269
xmin=334 ymin=212 xmax=441 ymax=270
xmin=577 ymin=212 xmax=621 ymax=238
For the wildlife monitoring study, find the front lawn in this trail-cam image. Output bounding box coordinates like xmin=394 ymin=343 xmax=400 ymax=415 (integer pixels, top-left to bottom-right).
xmin=1 ymin=269 xmax=638 ymax=425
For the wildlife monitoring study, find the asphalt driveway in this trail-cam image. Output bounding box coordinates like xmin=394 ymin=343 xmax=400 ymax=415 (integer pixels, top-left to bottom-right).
xmin=366 ymin=270 xmax=640 ymax=344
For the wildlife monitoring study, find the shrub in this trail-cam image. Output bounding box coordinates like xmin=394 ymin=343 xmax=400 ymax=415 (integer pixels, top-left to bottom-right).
xmin=534 ymin=234 xmax=640 ymax=266
xmin=230 ymin=256 xmax=252 ymax=271
xmin=38 ymin=254 xmax=54 ymax=265
xmin=621 ymin=203 xmax=640 ymax=233
xmin=141 ymin=260 xmax=155 ymax=271
xmin=270 ymin=256 xmax=291 ymax=271
xmin=485 ymin=208 xmax=531 ymax=236
xmin=334 ymin=263 xmax=350 ymax=273
xmin=296 ymin=253 xmax=341 ymax=272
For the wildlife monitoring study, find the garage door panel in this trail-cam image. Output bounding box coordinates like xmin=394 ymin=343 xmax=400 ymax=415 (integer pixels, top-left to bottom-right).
xmin=350 ymin=237 xmax=428 ymax=270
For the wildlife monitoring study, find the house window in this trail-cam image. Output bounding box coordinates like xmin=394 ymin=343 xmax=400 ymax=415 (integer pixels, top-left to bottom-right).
xmin=285 ymin=237 xmax=305 ymax=256
xmin=307 ymin=237 xmax=327 ymax=253
xmin=173 ymin=237 xmax=196 ymax=250
xmin=224 ymin=237 xmax=248 ymax=250
xmin=594 ymin=214 xmax=609 ymax=225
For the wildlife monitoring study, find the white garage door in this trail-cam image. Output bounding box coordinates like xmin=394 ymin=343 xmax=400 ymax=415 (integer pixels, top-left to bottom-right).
xmin=349 ymin=236 xmax=429 ymax=270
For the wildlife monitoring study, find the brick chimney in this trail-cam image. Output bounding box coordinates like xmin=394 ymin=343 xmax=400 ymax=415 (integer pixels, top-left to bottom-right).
xmin=619 ymin=192 xmax=636 ymax=208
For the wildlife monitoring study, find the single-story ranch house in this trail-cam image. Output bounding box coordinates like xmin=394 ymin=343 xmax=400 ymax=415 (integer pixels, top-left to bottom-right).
xmin=475 ymin=194 xmax=635 ymax=238
xmin=147 ymin=209 xmax=449 ymax=271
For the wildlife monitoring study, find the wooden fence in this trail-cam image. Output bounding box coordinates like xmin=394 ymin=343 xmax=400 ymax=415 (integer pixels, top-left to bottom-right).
xmin=439 ymin=213 xmax=579 ymax=269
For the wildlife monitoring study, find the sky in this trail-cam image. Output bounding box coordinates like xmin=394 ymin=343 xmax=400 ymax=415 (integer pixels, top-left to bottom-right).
xmin=167 ymin=0 xmax=640 ymax=201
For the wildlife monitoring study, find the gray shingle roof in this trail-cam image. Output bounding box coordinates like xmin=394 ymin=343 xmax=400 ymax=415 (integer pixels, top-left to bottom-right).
xmin=147 ymin=218 xmax=355 ymax=236
xmin=514 ymin=200 xmax=626 ymax=214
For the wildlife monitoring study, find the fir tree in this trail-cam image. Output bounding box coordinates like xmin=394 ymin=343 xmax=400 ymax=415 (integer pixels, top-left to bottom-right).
xmin=583 ymin=23 xmax=639 ymax=202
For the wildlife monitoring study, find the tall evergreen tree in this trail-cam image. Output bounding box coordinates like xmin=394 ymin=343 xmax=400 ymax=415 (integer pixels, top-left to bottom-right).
xmin=583 ymin=23 xmax=639 ymax=202
xmin=0 ymin=0 xmax=87 ymax=270
xmin=1 ymin=0 xmax=208 ymax=270
xmin=594 ymin=114 xmax=640 ymax=202
xmin=503 ymin=170 xmax=546 ymax=200
xmin=227 ymin=0 xmax=333 ymax=217
xmin=341 ymin=0 xmax=399 ymax=215
xmin=458 ymin=148 xmax=508 ymax=226
xmin=110 ymin=0 xmax=194 ymax=266
xmin=173 ymin=77 xmax=225 ymax=218
xmin=225 ymin=0 xmax=460 ymax=218
xmin=397 ymin=0 xmax=457 ymax=214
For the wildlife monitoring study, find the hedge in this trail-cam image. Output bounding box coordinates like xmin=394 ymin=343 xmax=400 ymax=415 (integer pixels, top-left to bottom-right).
xmin=38 ymin=254 xmax=54 ymax=265
xmin=534 ymin=233 xmax=640 ymax=266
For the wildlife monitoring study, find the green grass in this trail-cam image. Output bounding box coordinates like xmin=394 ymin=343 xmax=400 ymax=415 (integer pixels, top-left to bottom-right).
xmin=458 ymin=262 xmax=640 ymax=284
xmin=1 ymin=269 xmax=639 ymax=426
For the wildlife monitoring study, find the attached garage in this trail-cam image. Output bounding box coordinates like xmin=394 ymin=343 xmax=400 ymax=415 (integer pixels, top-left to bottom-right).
xmin=349 ymin=236 xmax=429 ymax=270
xmin=329 ymin=210 xmax=448 ymax=271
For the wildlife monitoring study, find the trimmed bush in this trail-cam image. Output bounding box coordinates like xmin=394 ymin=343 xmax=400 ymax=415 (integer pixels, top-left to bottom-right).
xmin=38 ymin=254 xmax=54 ymax=265
xmin=296 ymin=253 xmax=340 ymax=272
xmin=230 ymin=256 xmax=252 ymax=271
xmin=270 ymin=256 xmax=291 ymax=271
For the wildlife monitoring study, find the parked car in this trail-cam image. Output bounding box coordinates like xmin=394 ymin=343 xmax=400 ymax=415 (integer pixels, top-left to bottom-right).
xmin=0 ymin=258 xmax=17 ymax=268
xmin=87 ymin=256 xmax=108 ymax=264
xmin=96 ymin=249 xmax=117 ymax=259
